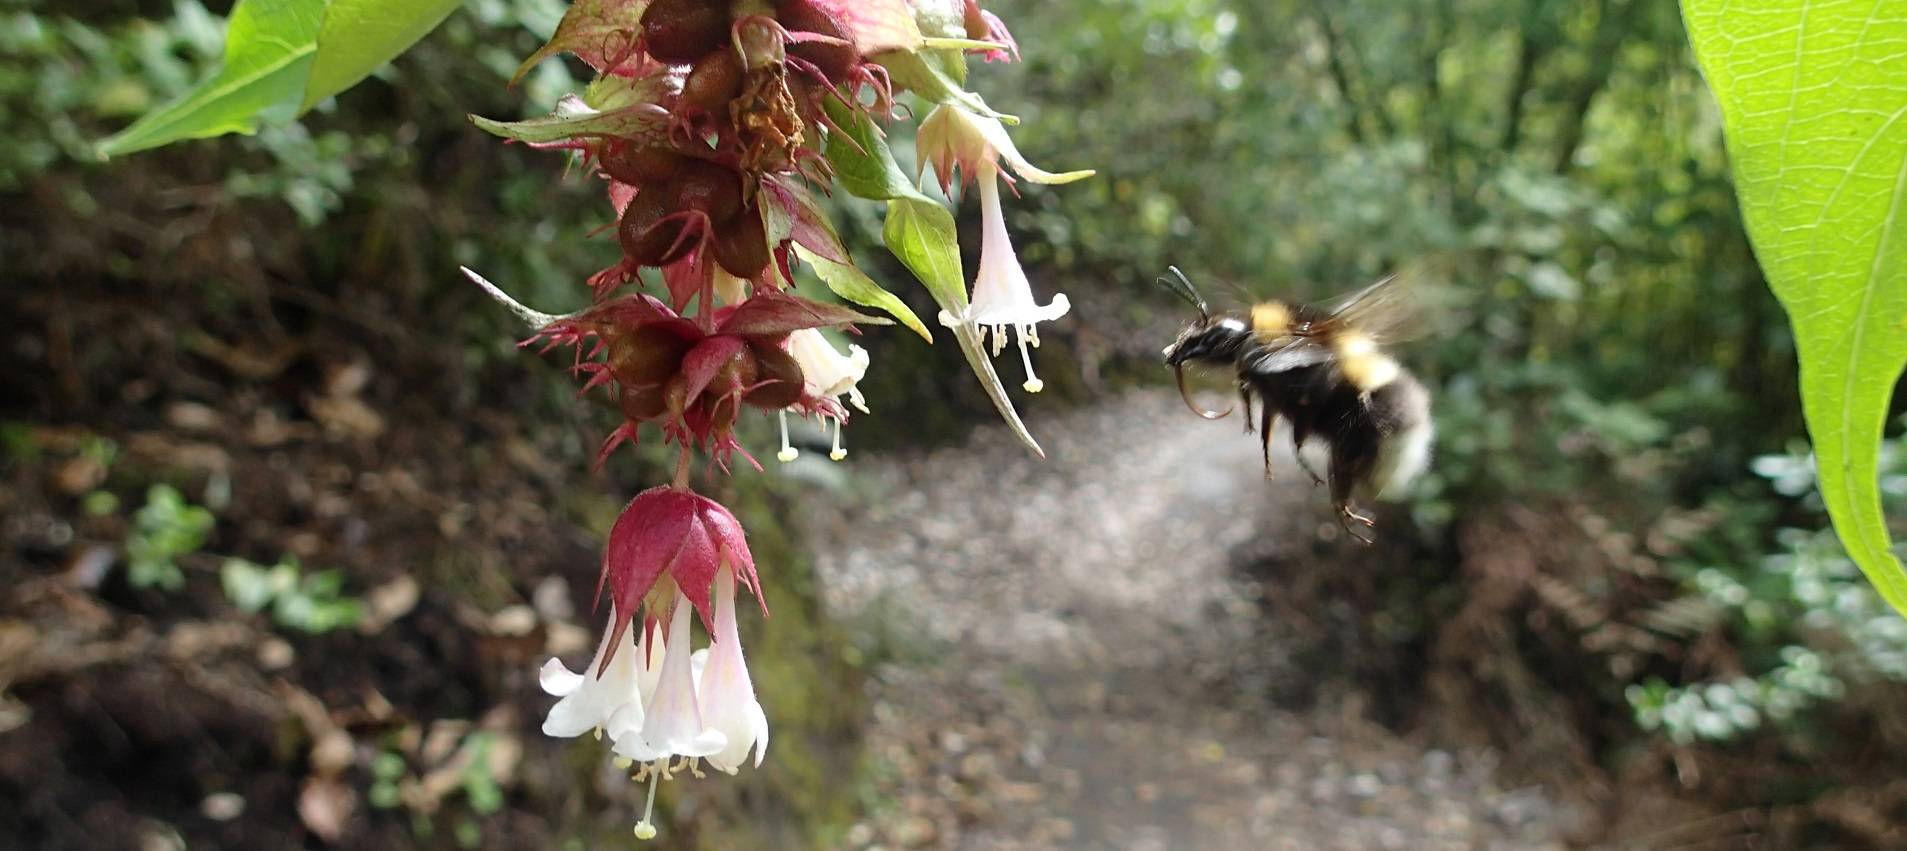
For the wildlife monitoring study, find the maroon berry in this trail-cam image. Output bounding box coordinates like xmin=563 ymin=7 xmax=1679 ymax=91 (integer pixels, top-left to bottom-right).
xmin=774 ymin=0 xmax=856 ymax=81
xmin=619 ymin=383 xmax=669 ymax=421
xmin=641 ymin=0 xmax=734 ymax=65
xmin=679 ymin=48 xmax=745 ymax=116
xmin=712 ymin=203 xmax=770 ymax=277
xmin=617 ymin=187 xmax=692 ymax=266
xmin=601 ymin=144 xmax=686 ymax=186
xmin=608 ymin=324 xmax=694 ymax=388
xmin=706 ymin=346 xmax=759 ymax=399
xmin=745 ymin=341 xmax=804 ymax=409
xmin=672 ymin=159 xmax=743 ymax=224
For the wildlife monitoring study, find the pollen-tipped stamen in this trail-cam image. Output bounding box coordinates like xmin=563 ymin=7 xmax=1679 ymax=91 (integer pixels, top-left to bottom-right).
xmin=828 ymin=416 xmax=846 ymax=461
xmin=633 ymin=768 xmax=660 ymax=841
xmin=776 ymin=410 xmax=799 ymax=462
xmin=1014 ymin=325 xmax=1044 ymax=393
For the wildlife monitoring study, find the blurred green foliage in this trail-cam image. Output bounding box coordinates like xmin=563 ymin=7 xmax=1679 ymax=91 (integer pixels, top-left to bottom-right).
xmin=220 ymin=554 xmax=365 ymax=632
xmin=127 ymin=482 xmax=214 ymax=589
xmin=1630 ymin=422 xmax=1907 ymax=745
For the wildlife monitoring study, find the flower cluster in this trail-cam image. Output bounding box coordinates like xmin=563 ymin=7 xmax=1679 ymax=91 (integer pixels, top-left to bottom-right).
xmin=538 ymin=488 xmax=767 ymax=837
xmin=466 ymin=0 xmax=1091 ymax=840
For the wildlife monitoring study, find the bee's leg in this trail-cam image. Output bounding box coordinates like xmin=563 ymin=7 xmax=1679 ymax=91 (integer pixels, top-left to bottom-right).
xmin=1336 ymin=503 xmax=1376 ymax=544
xmin=1239 ymin=384 xmax=1256 ymax=435
xmin=1259 ymin=406 xmax=1277 ymax=478
xmin=1329 ymin=438 xmax=1376 ymax=542
xmin=1290 ymin=420 xmax=1325 ymax=485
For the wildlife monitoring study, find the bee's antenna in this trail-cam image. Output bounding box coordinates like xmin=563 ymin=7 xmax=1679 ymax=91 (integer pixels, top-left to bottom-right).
xmin=1157 ymin=266 xmax=1210 ymax=320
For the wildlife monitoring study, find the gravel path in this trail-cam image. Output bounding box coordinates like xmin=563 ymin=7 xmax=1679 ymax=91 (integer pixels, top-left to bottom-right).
xmin=804 ymin=389 xmax=1573 ymax=850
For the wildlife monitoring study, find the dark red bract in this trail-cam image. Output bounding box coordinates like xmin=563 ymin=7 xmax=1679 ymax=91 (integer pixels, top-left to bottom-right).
xmin=597 ymin=485 xmax=764 ymax=672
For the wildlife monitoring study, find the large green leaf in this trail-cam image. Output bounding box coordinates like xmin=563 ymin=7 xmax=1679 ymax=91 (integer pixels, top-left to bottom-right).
xmin=301 ymin=0 xmax=465 ymax=112
xmin=97 ymin=0 xmax=325 ymax=156
xmin=1683 ymin=0 xmax=1907 ymax=615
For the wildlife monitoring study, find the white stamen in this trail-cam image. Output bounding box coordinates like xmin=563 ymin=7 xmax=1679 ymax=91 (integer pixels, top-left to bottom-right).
xmin=633 ymin=769 xmax=659 ymax=840
xmin=1015 ymin=327 xmax=1044 ymax=393
xmin=776 ymin=411 xmax=799 ymax=462
xmin=828 ymin=417 xmax=847 ymax=461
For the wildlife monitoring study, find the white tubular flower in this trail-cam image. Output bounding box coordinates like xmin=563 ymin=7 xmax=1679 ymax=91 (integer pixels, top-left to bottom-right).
xmin=539 ymin=605 xmax=650 ymax=739
xmin=778 ymin=328 xmax=872 ymax=462
xmin=916 ymin=104 xmax=1089 ymax=394
xmin=698 ymin=563 xmax=769 ymax=773
xmin=612 ymin=592 xmax=727 ymax=766
xmin=939 ymin=159 xmax=1070 ymax=392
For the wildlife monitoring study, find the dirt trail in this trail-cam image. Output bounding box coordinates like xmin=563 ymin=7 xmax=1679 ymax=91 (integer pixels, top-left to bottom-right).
xmin=806 ymin=389 xmax=1572 ymax=850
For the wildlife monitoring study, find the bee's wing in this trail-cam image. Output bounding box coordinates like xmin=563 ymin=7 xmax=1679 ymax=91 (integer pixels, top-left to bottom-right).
xmin=1244 ymin=337 xmax=1335 ymax=373
xmin=1314 ymin=265 xmax=1438 ymax=344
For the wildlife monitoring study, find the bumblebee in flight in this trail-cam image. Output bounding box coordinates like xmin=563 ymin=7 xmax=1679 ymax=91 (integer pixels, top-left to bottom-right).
xmin=1159 ymin=267 xmax=1433 ymax=540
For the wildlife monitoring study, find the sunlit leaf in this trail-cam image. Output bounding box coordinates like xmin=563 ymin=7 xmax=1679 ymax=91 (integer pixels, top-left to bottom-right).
xmin=875 ymin=49 xmax=1015 ymax=123
xmin=1684 ymin=0 xmax=1907 ymax=615
xmin=793 ymin=245 xmax=932 ymax=342
xmin=301 ymin=0 xmax=463 ymax=112
xmin=97 ymin=0 xmax=324 ymax=156
xmin=821 ymin=96 xmax=930 ymax=202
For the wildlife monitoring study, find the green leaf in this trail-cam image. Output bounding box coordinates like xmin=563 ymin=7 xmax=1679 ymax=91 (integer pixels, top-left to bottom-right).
xmin=883 ymin=197 xmax=967 ymax=312
xmin=1684 ymin=0 xmax=1907 ymax=615
xmin=98 ymin=0 xmax=325 ymax=157
xmin=301 ymin=0 xmax=464 ymax=112
xmin=874 ymin=50 xmax=1017 ymax=123
xmin=583 ymin=67 xmax=676 ymax=112
xmin=883 ymin=198 xmax=1043 ymax=456
xmin=220 ymin=558 xmax=275 ymax=613
xmin=821 ymin=96 xmax=933 ymax=203
xmin=793 ymin=244 xmax=932 ymax=342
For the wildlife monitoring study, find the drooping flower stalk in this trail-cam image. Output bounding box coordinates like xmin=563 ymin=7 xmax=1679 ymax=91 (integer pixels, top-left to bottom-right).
xmin=470 ymin=0 xmax=1088 ymax=840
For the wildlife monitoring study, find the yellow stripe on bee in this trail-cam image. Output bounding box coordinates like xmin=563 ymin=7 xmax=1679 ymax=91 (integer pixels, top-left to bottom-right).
xmin=1334 ymin=331 xmax=1399 ymax=392
xmin=1250 ymin=302 xmax=1294 ymax=340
